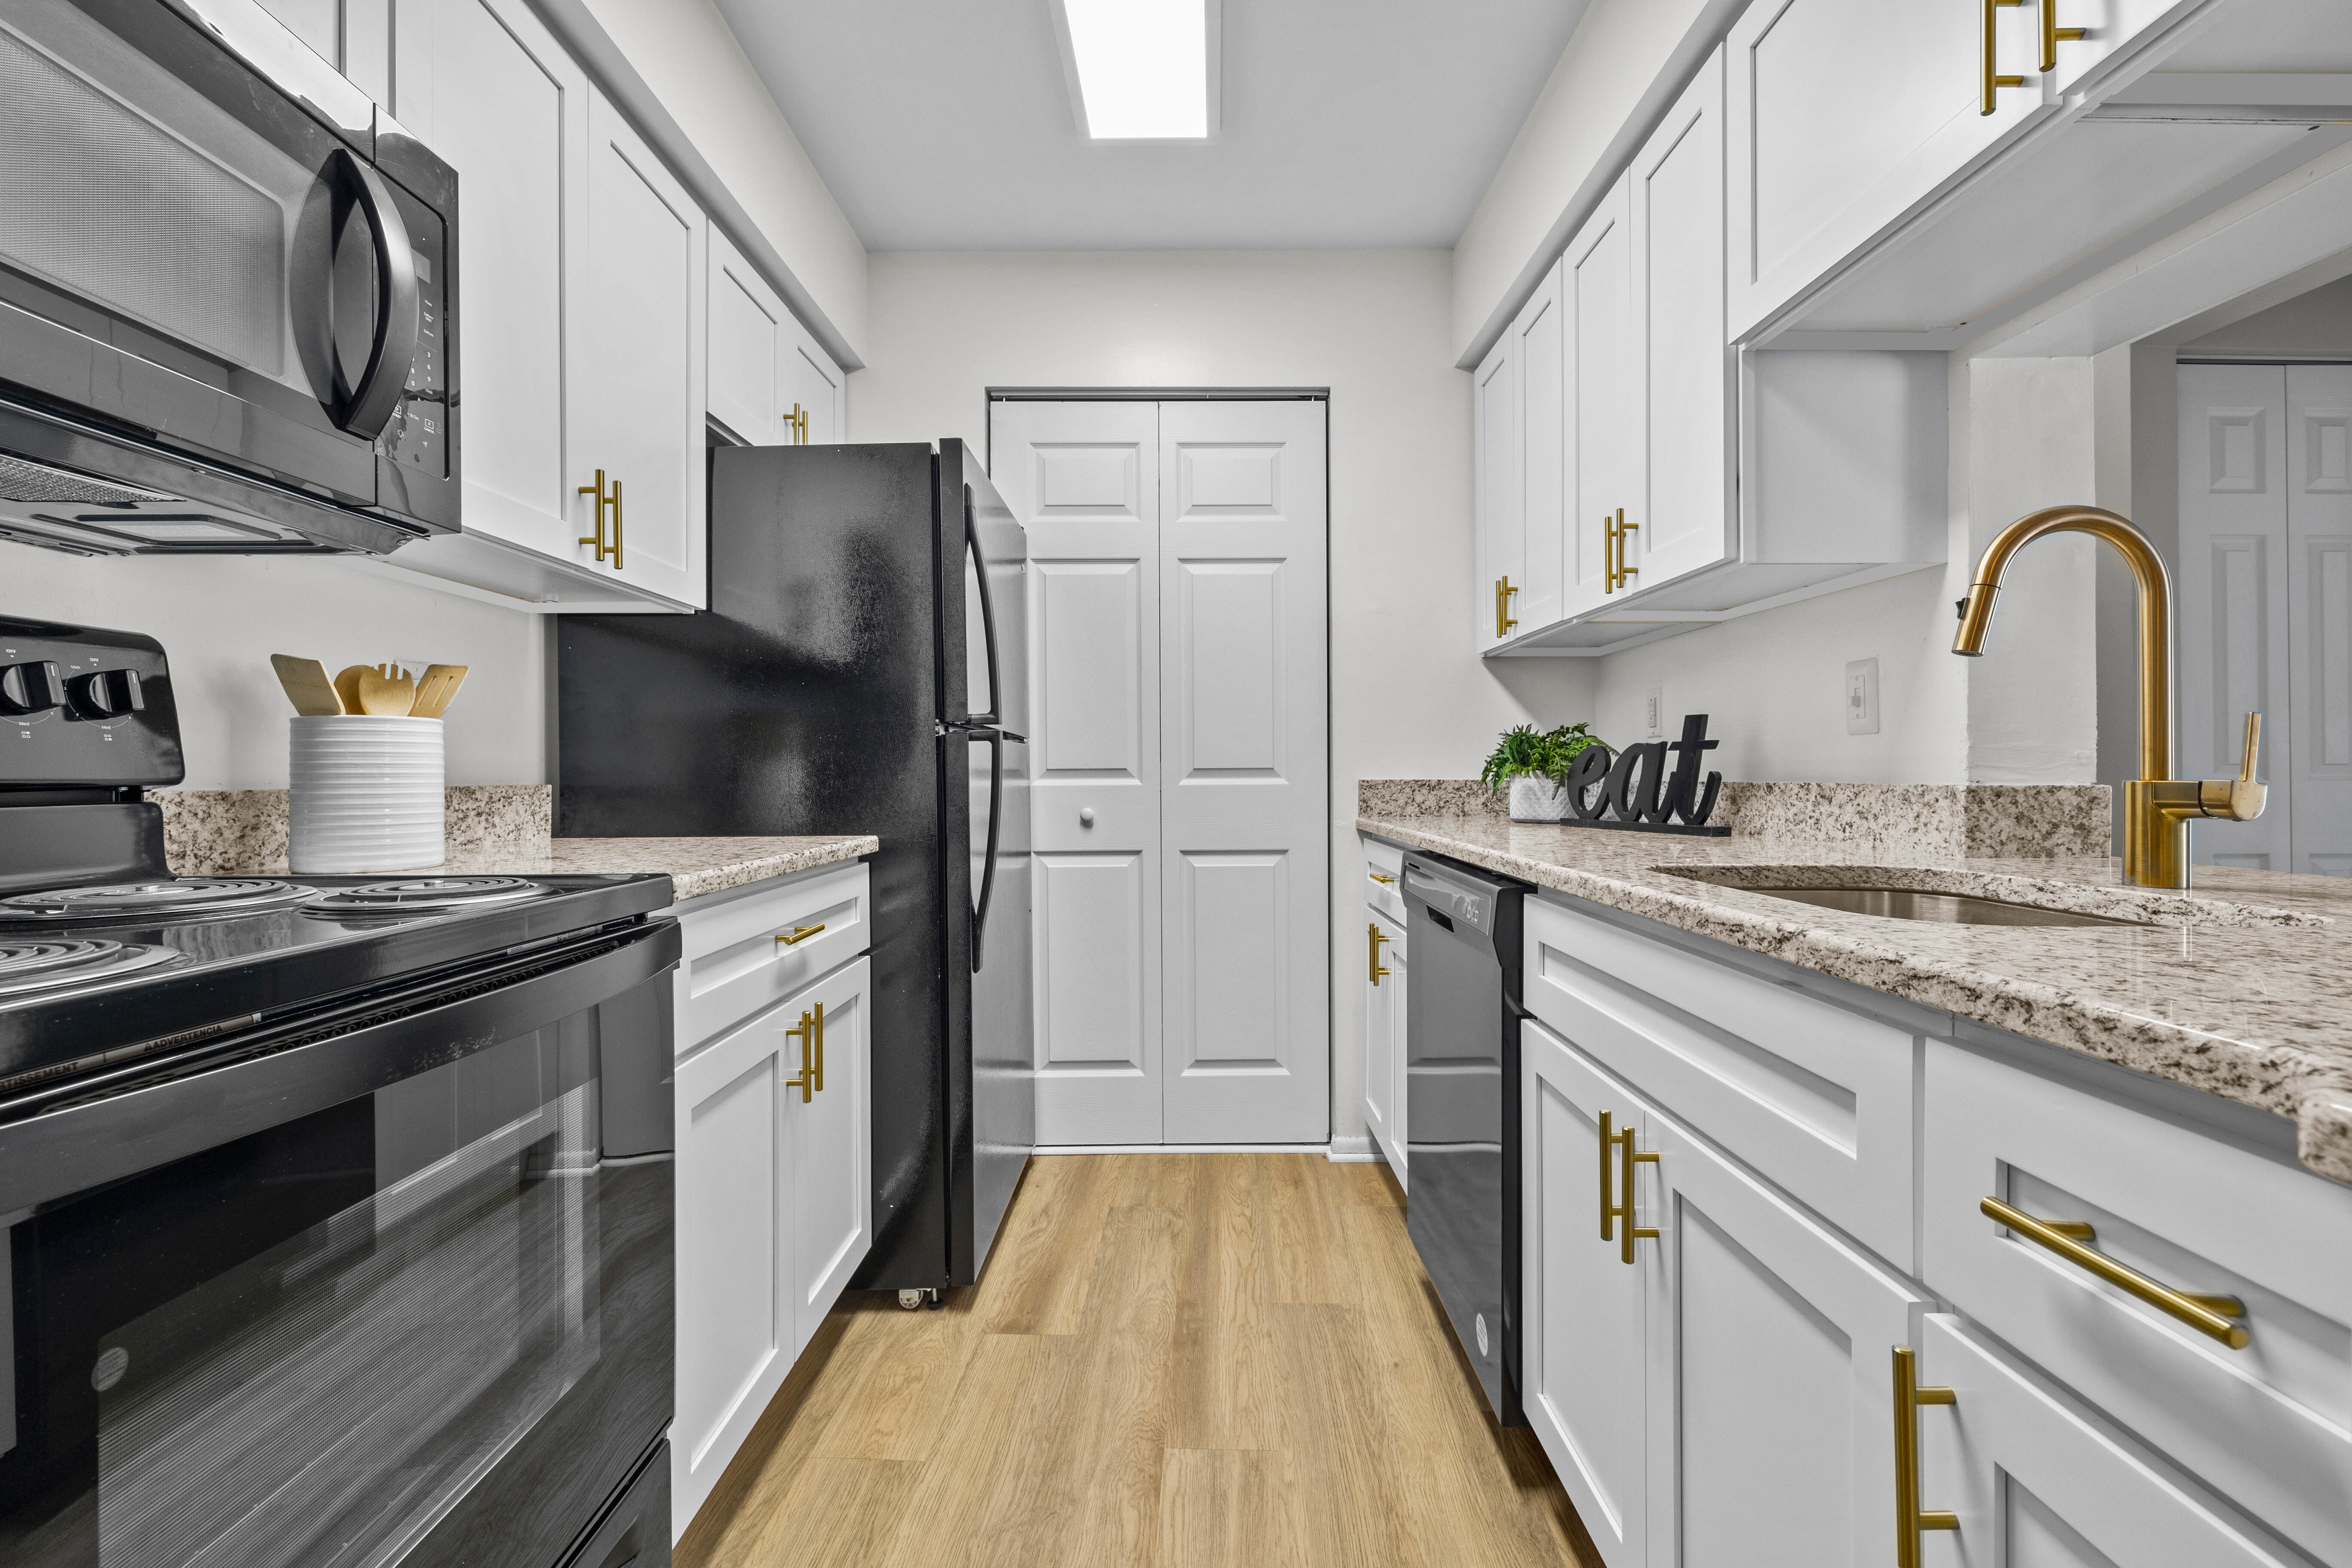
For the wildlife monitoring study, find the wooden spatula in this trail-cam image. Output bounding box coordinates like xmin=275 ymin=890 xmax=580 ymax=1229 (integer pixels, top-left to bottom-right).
xmin=358 ymin=664 xmax=416 ymax=716
xmin=410 ymin=664 xmax=469 ymax=720
xmin=272 ymin=655 xmax=345 ymax=715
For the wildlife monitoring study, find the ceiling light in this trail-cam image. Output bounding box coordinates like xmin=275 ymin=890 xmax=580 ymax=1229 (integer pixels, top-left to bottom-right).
xmin=1054 ymin=0 xmax=1218 ymax=140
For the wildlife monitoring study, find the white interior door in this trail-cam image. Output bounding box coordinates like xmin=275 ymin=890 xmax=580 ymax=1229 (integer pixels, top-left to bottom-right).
xmin=995 ymin=398 xmax=1330 ymax=1145
xmin=2179 ymin=363 xmax=2293 ymax=870
xmin=1158 ymin=400 xmax=1330 ymax=1143
xmin=992 ymin=401 xmax=1163 ymax=1144
xmin=2288 ymin=364 xmax=2352 ymax=876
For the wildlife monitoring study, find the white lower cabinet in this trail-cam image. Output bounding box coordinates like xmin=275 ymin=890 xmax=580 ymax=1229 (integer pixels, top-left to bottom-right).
xmin=670 ymin=867 xmax=873 ymax=1538
xmin=1522 ymin=892 xmax=2324 ymax=1567
xmin=1364 ymin=905 xmax=1406 ymax=1181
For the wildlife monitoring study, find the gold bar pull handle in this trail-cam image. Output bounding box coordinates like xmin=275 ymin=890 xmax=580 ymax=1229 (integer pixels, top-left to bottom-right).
xmin=784 ymin=1009 xmax=815 ymax=1103
xmin=1368 ymin=922 xmax=1390 ymax=986
xmin=776 ymin=922 xmax=826 ymax=946
xmin=811 ymin=1000 xmax=825 ymax=1094
xmin=1982 ymin=0 xmax=2027 ymax=113
xmin=1369 ymin=871 xmax=1396 ymax=885
xmin=609 ymin=476 xmax=623 ymax=570
xmin=1598 ymin=1109 xmax=1617 ymax=1241
xmin=1616 ymin=1119 xmax=1660 ymax=1264
xmin=576 ymin=469 xmax=612 ymax=562
xmin=2040 ymin=0 xmax=2087 ymax=70
xmin=1892 ymin=1347 xmax=1959 ymax=1568
xmin=1496 ymin=576 xmax=1519 ymax=637
xmin=1980 ymin=1197 xmax=2248 ymax=1347
xmin=1604 ymin=512 xmax=1617 ymax=595
xmin=788 ymin=402 xmax=809 ymax=444
xmin=1614 ymin=508 xmax=1638 ymax=590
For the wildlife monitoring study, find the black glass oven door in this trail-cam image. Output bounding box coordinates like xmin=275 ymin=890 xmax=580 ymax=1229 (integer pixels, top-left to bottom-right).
xmin=0 ymin=934 xmax=673 ymax=1568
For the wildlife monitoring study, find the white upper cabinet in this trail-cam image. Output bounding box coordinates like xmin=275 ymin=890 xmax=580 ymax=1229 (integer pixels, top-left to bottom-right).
xmin=1474 ymin=333 xmax=1522 ymax=651
xmin=1725 ymin=0 xmax=2050 ymax=340
xmin=1564 ymin=180 xmax=1632 ymax=621
xmin=1513 ymin=262 xmax=1567 ymax=633
xmin=781 ymin=312 xmax=845 ymax=447
xmin=707 ymin=227 xmax=788 ymax=447
xmin=571 ymin=89 xmax=707 ymax=609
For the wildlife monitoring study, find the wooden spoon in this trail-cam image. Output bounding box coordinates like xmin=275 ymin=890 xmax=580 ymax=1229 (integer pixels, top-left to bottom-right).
xmin=358 ymin=664 xmax=416 ymax=716
xmin=410 ymin=663 xmax=469 ymax=720
xmin=271 ymin=655 xmax=345 ymax=716
xmin=333 ymin=665 xmax=369 ymax=715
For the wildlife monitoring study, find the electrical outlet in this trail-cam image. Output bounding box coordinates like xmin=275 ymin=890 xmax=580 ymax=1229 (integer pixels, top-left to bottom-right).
xmin=1644 ymin=687 xmax=1663 ymax=738
xmin=1845 ymin=658 xmax=1880 ymax=735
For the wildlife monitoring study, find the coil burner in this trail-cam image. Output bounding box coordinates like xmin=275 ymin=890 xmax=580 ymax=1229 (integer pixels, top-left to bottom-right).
xmin=0 ymin=879 xmax=319 ymax=923
xmin=0 ymin=939 xmax=182 ymax=997
xmin=304 ymin=876 xmax=557 ymax=918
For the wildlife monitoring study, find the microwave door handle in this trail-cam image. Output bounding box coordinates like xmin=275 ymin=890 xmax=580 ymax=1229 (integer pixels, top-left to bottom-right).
xmin=337 ymin=150 xmax=421 ymax=441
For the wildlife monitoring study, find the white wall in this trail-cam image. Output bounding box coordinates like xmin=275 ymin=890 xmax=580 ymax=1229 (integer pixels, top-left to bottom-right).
xmin=2179 ymin=273 xmax=2352 ymax=359
xmin=1448 ymin=0 xmax=1731 ymax=366
xmin=853 ymin=248 xmax=1596 ymax=1147
xmin=0 ymin=546 xmax=545 ymax=789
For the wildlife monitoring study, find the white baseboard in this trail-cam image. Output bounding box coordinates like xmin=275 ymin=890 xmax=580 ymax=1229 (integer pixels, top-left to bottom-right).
xmin=1035 ymin=1142 xmax=1335 ymax=1156
xmin=1324 ymin=1136 xmax=1378 ymax=1163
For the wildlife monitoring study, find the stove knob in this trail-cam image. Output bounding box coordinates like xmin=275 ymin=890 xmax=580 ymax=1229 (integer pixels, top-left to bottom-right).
xmin=66 ymin=668 xmax=144 ymax=720
xmin=0 ymin=660 xmax=64 ymax=714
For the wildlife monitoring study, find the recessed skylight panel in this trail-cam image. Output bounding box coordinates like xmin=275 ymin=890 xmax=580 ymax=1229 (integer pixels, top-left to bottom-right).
xmin=1059 ymin=0 xmax=1214 ymax=140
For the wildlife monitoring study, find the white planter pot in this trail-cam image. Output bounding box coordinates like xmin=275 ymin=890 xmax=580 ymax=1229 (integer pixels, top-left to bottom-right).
xmin=289 ymin=716 xmax=446 ymax=873
xmin=1507 ymin=776 xmax=1571 ymax=822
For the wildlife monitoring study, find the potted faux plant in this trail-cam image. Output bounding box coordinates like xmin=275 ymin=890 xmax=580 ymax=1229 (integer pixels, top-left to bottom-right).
xmin=1479 ymin=722 xmax=1605 ymax=822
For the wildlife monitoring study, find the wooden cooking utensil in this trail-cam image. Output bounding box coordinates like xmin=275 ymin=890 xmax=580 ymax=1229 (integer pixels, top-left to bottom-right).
xmin=271 ymin=655 xmax=346 ymax=715
xmin=333 ymin=664 xmax=370 ymax=716
xmin=409 ymin=663 xmax=469 ymax=720
xmin=358 ymin=664 xmax=416 ymax=716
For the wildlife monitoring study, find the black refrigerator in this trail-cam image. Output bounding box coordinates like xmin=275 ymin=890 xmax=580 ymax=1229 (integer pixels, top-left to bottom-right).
xmin=556 ymin=439 xmax=1033 ymax=1297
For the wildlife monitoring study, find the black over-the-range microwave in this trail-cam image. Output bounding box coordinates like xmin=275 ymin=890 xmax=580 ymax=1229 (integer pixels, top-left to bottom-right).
xmin=0 ymin=0 xmax=457 ymax=557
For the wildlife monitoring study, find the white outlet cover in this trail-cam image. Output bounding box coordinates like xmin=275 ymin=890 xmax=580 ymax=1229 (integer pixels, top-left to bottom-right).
xmin=1645 ymin=686 xmax=1663 ymax=738
xmin=1846 ymin=658 xmax=1880 ymax=735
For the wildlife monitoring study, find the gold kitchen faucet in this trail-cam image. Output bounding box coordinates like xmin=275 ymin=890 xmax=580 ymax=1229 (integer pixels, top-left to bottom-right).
xmin=1952 ymin=505 xmax=2265 ymax=888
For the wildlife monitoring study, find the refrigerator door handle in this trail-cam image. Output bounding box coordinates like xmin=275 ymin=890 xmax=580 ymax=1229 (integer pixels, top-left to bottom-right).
xmin=971 ymin=729 xmax=1004 ymax=973
xmin=965 ymin=484 xmax=1003 ymax=728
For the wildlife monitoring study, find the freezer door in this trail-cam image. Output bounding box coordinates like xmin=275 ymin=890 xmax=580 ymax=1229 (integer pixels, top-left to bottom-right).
xmin=942 ymin=440 xmax=1029 ymax=735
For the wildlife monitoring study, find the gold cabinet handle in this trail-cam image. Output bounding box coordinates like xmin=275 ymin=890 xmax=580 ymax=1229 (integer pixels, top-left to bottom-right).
xmin=610 ymin=475 xmax=623 ymax=569
xmin=1368 ymin=922 xmax=1390 ymax=986
xmin=1368 ymin=871 xmax=1395 ymax=885
xmin=577 ymin=468 xmax=613 ymax=562
xmin=788 ymin=402 xmax=810 ymax=444
xmin=776 ymin=922 xmax=826 ymax=946
xmin=1598 ymin=1110 xmax=1660 ymax=1264
xmin=1494 ymin=576 xmax=1519 ymax=638
xmin=1982 ymin=0 xmax=2027 ymax=113
xmin=811 ymin=999 xmax=825 ymax=1093
xmin=1604 ymin=512 xmax=1617 ymax=595
xmin=784 ymin=1008 xmax=816 ymax=1103
xmin=1613 ymin=508 xmax=1638 ymax=591
xmin=2040 ymin=0 xmax=2086 ymax=70
xmin=1980 ymin=1196 xmax=2248 ymax=1347
xmin=1892 ymin=1346 xmax=1958 ymax=1568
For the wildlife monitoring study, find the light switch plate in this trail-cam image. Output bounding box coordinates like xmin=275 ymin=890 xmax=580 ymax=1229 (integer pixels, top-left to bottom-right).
xmin=1846 ymin=658 xmax=1880 ymax=735
xmin=1645 ymin=687 xmax=1663 ymax=738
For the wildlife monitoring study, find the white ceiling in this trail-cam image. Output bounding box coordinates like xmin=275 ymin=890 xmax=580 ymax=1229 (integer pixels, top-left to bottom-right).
xmin=714 ymin=0 xmax=1589 ymax=251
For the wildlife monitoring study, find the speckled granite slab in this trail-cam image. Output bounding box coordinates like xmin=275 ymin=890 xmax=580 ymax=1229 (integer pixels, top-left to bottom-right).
xmin=154 ymin=786 xmax=550 ymax=875
xmin=1356 ymin=780 xmax=2109 ymax=858
xmin=467 ymin=836 xmax=877 ymax=902
xmin=1356 ymin=808 xmax=2352 ymax=1185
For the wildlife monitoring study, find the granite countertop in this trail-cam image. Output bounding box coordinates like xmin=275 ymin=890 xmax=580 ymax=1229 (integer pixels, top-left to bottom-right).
xmin=1358 ymin=793 xmax=2352 ymax=1186
xmin=431 ymin=834 xmax=877 ymax=902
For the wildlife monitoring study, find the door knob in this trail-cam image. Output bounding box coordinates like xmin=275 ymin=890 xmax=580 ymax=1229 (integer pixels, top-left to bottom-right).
xmin=1079 ymin=808 xmax=1096 ymax=827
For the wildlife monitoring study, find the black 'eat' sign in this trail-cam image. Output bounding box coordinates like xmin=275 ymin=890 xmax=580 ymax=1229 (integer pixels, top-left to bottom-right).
xmin=1561 ymin=714 xmax=1730 ymax=836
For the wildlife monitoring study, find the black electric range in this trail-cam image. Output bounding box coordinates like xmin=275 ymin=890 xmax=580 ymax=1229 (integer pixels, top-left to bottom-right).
xmin=0 ymin=617 xmax=681 ymax=1568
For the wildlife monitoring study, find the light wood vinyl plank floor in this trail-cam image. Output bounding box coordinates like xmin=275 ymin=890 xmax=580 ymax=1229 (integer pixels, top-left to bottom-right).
xmin=677 ymin=1153 xmax=1596 ymax=1568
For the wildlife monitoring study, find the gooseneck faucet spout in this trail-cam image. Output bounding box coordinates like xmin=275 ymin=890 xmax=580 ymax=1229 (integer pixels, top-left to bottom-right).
xmin=1951 ymin=505 xmax=2264 ymax=888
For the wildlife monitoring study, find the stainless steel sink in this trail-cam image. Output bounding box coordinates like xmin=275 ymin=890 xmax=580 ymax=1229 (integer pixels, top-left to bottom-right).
xmin=1740 ymin=887 xmax=2150 ymax=928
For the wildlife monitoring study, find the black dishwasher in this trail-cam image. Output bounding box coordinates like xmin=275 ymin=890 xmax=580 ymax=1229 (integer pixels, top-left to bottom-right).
xmin=1403 ymin=851 xmax=1531 ymax=1427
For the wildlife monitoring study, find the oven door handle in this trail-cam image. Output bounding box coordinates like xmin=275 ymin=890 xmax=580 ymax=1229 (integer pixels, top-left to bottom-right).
xmin=292 ymin=147 xmax=421 ymax=442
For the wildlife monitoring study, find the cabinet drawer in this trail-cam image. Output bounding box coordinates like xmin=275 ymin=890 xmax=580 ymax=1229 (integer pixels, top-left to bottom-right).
xmin=1923 ymin=1040 xmax=2352 ymax=1566
xmin=1362 ymin=834 xmax=1406 ymax=924
xmin=1522 ymin=895 xmax=1918 ymax=1264
xmin=675 ymin=863 xmax=868 ymax=1052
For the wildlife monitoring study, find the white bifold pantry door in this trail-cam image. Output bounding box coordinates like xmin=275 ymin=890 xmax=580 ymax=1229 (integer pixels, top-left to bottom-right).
xmin=991 ymin=399 xmax=1330 ymax=1145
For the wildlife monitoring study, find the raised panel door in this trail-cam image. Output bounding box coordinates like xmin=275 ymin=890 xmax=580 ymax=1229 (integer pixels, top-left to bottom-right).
xmin=1726 ymin=0 xmax=2049 ymax=339
xmin=672 ymin=1004 xmax=790 ymax=1526
xmin=1564 ymin=175 xmax=1633 ymax=619
xmin=782 ymin=312 xmax=843 ymax=446
xmin=1476 ymin=335 xmax=1522 ymax=648
xmin=1364 ymin=909 xmax=1403 ymax=1174
xmin=1515 ymin=260 xmax=1565 ymax=632
xmin=707 ymin=227 xmax=784 ymax=446
xmin=572 ymin=88 xmax=706 ymax=607
xmin=1521 ymin=1017 xmax=1650 ymax=1568
xmin=992 ymin=400 xmax=1163 ymax=1144
xmin=1649 ymin=1105 xmax=1924 ymax=1567
xmin=1920 ymin=1315 xmax=2304 ymax=1568
xmin=2179 ymin=364 xmax=2291 ymax=870
xmin=789 ymin=959 xmax=870 ymax=1354
xmin=2289 ymin=364 xmax=2352 ymax=876
xmin=1629 ymin=48 xmax=1734 ymax=596
xmin=394 ymin=0 xmax=585 ymax=562
xmin=1159 ymin=401 xmax=1329 ymax=1143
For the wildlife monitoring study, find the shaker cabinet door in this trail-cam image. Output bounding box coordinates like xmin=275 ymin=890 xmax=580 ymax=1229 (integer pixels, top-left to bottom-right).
xmin=1363 ymin=910 xmax=1404 ymax=1177
xmin=570 ymin=88 xmax=708 ymax=608
xmin=707 ymin=226 xmax=787 ymax=447
xmin=1513 ymin=260 xmax=1566 ymax=633
xmin=1562 ymin=174 xmax=1633 ymax=620
xmin=788 ymin=958 xmax=872 ymax=1355
xmin=782 ymin=312 xmax=845 ymax=447
xmin=393 ymin=0 xmax=587 ymax=563
xmin=1475 ymin=333 xmax=1522 ymax=650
